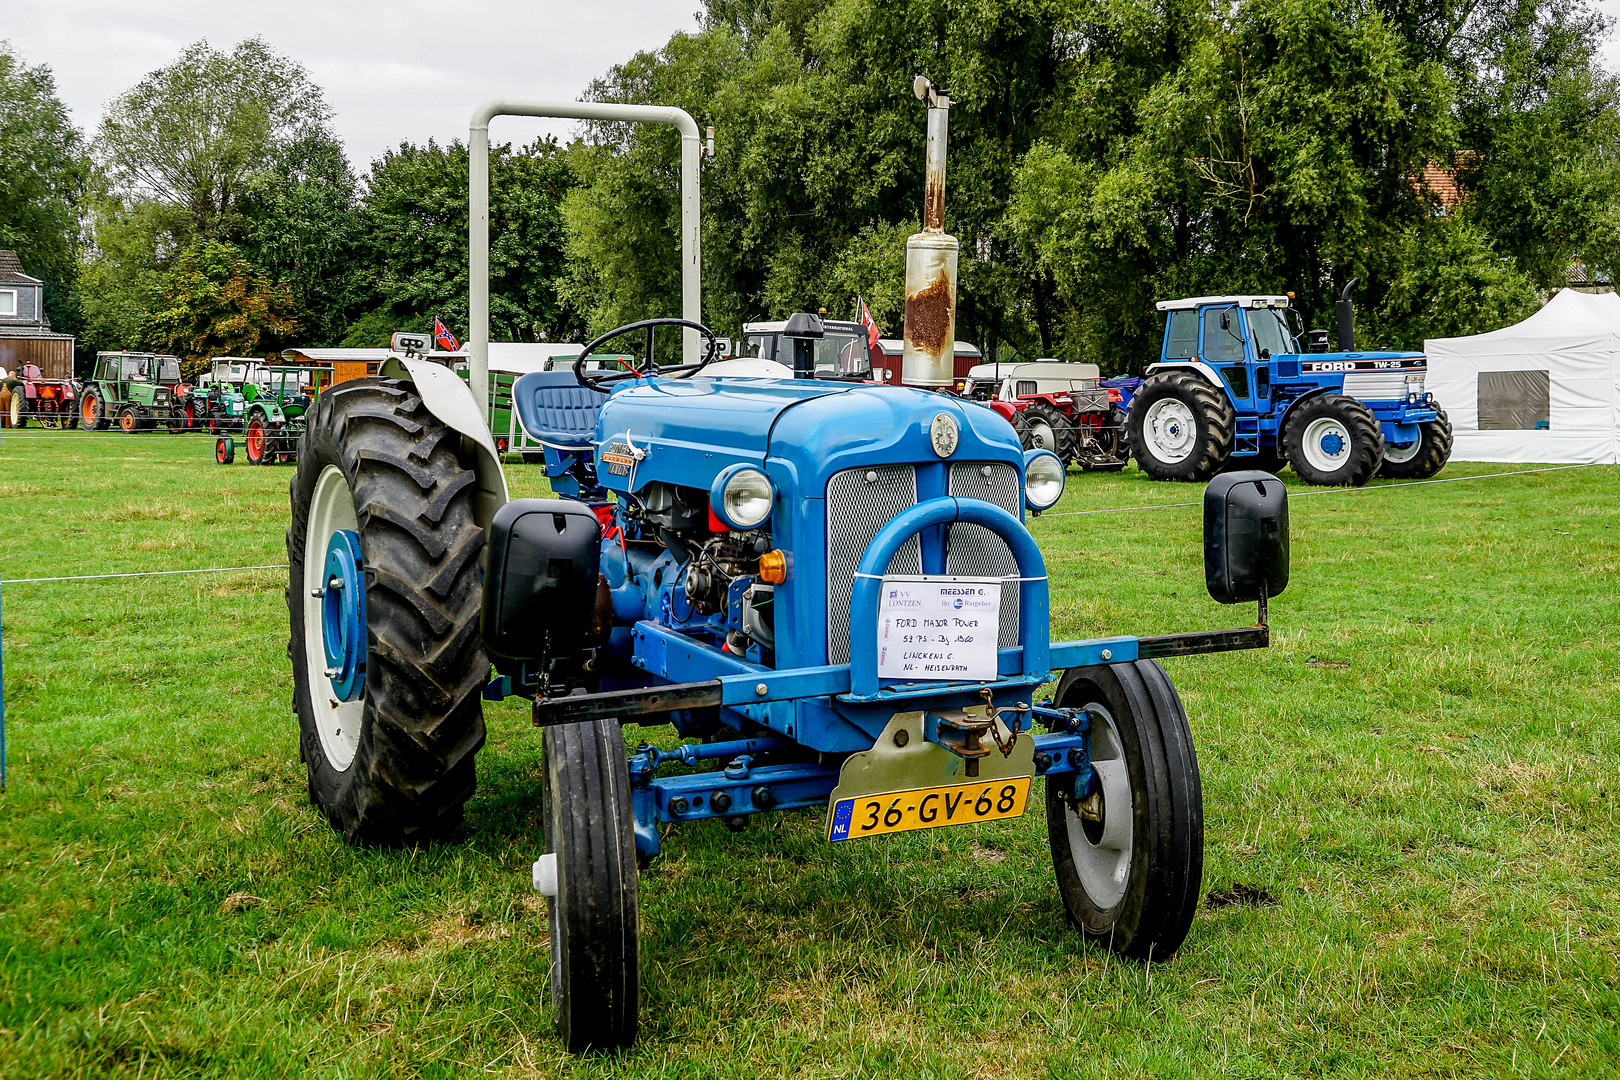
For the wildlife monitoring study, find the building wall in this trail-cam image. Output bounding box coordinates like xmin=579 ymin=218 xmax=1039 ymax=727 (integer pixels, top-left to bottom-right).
xmin=0 ymin=283 xmax=43 ymax=324
xmin=0 ymin=337 xmax=74 ymax=378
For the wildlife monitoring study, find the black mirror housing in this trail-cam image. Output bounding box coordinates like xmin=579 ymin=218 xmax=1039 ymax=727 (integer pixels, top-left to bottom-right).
xmin=1204 ymin=472 xmax=1288 ymax=604
xmin=481 ymin=498 xmax=603 ymax=666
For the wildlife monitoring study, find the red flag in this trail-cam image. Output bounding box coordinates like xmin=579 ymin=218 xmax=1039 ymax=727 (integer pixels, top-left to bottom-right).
xmin=433 ymin=318 xmax=461 ymax=351
xmin=858 ymin=298 xmax=880 ymax=348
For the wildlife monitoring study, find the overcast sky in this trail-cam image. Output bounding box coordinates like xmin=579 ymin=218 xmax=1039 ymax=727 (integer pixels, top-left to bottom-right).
xmin=8 ymin=0 xmax=1620 ymax=172
xmin=6 ymin=0 xmax=703 ymax=168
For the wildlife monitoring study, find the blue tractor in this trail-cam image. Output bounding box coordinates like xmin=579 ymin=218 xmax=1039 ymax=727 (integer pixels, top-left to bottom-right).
xmin=1124 ymin=287 xmax=1453 ymax=486
xmin=286 ymin=316 xmax=1293 ymax=1051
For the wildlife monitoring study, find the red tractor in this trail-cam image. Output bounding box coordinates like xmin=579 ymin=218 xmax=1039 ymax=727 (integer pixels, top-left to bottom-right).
xmin=16 ymin=363 xmax=78 ymax=428
xmin=960 ymin=360 xmax=1129 ymax=471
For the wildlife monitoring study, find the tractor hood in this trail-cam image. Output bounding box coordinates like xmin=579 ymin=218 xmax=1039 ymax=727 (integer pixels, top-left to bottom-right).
xmin=595 ymin=377 xmax=854 ymax=493
xmin=1282 ymin=349 xmax=1426 ymax=372
xmin=594 ymin=377 xmax=1022 ymax=497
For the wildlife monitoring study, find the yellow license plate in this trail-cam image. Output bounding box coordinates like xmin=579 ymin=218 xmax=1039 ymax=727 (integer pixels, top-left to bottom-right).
xmin=827 ymin=775 xmax=1031 ymax=841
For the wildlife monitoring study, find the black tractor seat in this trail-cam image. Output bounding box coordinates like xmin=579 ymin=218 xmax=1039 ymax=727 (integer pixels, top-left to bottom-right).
xmin=513 ymin=370 xmax=602 ymax=451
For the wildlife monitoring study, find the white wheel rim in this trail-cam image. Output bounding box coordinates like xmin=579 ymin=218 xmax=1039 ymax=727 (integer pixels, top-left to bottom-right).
xmin=1029 ymin=419 xmax=1057 ymax=451
xmin=1064 ymin=703 xmax=1134 ymax=910
xmin=1143 ymin=398 xmax=1197 ymax=463
xmin=304 ymin=465 xmax=363 ymax=772
xmin=1301 ymin=416 xmax=1353 ymax=473
xmin=1383 ymin=430 xmax=1421 ymax=463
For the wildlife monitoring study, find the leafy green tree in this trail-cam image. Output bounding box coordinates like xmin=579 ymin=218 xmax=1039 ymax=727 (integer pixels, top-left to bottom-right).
xmin=237 ymin=133 xmax=364 ymax=346
xmin=0 ymin=42 xmax=88 ymax=335
xmin=141 ymin=241 xmax=300 ymax=373
xmin=94 ymin=37 xmax=333 ymax=243
xmin=345 ymin=138 xmax=579 ymax=346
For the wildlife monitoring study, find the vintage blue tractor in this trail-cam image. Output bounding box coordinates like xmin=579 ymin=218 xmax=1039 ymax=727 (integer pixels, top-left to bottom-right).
xmin=1124 ymin=287 xmax=1453 ymax=486
xmin=286 ymin=316 xmax=1292 ymax=1052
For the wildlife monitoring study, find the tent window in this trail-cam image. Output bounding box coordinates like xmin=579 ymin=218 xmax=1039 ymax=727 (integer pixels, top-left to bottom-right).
xmin=1477 ymin=370 xmax=1550 ymax=430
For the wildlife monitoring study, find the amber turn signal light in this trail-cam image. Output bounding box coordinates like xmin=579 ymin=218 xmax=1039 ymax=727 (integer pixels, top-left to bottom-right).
xmin=758 ymin=549 xmax=787 ymax=583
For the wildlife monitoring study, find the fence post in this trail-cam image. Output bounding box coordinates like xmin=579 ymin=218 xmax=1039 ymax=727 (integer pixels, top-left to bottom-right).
xmin=1 ymin=580 xmax=7 ymax=791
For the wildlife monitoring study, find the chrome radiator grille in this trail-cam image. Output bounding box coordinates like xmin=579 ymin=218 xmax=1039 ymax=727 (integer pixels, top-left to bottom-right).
xmin=1343 ymin=371 xmax=1413 ymax=402
xmin=826 ymin=465 xmax=921 ymax=664
xmin=946 ymin=462 xmax=1021 ymax=646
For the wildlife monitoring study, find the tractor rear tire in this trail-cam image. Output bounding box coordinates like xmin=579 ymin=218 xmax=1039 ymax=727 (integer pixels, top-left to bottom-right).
xmin=1126 ymin=372 xmax=1234 ymax=482
xmin=1377 ymin=407 xmax=1453 ymax=480
xmin=82 ymin=390 xmax=106 ymax=430
xmin=1021 ymin=401 xmax=1074 ymax=465
xmin=246 ymin=416 xmax=274 ymax=465
xmin=1046 ymin=660 xmax=1202 ymax=962
xmin=543 ymin=717 xmax=640 ymax=1053
xmin=1283 ymin=394 xmax=1383 ymax=487
xmin=287 ymin=377 xmax=488 ymax=846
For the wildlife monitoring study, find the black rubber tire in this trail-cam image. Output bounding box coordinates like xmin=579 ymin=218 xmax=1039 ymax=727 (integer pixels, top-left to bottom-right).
xmin=1045 ymin=660 xmax=1203 ymax=962
xmin=1021 ymin=401 xmax=1074 ymax=464
xmin=1007 ymin=410 xmax=1031 ymax=446
xmin=287 ymin=377 xmax=488 ymax=845
xmin=1377 ymin=407 xmax=1452 ymax=480
xmin=117 ymin=406 xmax=140 ymax=433
xmin=214 ymin=436 xmax=235 ymax=464
xmin=246 ymin=414 xmax=275 ymax=465
xmin=544 ymin=718 xmax=640 ymax=1053
xmin=1282 ymin=393 xmax=1383 ymax=487
xmin=1126 ymin=371 xmax=1234 ymax=481
xmin=82 ymin=390 xmax=106 ymax=430
xmin=522 ymin=451 xmax=545 ymax=466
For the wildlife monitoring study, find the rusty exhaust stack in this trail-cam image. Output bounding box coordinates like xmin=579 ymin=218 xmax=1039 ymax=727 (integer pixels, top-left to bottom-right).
xmin=902 ymin=76 xmax=958 ymax=389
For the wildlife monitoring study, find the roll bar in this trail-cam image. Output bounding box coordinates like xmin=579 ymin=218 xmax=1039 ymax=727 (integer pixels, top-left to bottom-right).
xmin=468 ymin=100 xmax=703 ymax=407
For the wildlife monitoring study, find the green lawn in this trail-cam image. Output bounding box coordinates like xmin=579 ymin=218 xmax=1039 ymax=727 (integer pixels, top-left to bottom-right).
xmin=0 ymin=430 xmax=1616 ymax=1078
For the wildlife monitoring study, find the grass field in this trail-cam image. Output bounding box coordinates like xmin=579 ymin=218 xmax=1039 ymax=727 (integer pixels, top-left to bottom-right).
xmin=0 ymin=429 xmax=1616 ymax=1079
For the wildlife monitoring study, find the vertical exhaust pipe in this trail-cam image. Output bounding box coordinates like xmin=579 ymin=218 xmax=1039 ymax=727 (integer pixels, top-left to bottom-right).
xmin=1336 ymin=278 xmax=1359 ymax=353
xmin=902 ymin=76 xmax=958 ymax=388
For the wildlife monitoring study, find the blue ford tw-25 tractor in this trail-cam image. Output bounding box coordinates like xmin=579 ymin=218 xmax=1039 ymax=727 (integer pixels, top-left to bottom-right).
xmin=1125 ymin=289 xmax=1453 ymax=486
xmin=286 ymin=316 xmax=1291 ymax=1052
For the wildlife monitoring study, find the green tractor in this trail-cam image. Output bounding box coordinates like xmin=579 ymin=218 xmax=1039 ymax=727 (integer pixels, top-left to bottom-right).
xmin=80 ymin=352 xmax=181 ymax=431
xmin=173 ymin=357 xmax=261 ymax=433
xmin=239 ymin=365 xmax=327 ymax=464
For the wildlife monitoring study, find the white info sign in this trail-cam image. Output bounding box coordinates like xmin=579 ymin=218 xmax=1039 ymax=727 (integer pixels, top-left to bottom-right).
xmin=877 ymin=575 xmax=1003 ymax=681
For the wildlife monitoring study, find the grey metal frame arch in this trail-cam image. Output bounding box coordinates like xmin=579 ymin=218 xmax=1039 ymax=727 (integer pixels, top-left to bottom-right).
xmin=468 ymin=99 xmax=703 ymax=407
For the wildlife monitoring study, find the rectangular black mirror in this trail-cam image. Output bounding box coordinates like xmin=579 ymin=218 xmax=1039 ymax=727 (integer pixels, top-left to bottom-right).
xmin=481 ymin=498 xmax=602 ymax=666
xmin=1204 ymin=471 xmax=1288 ymax=604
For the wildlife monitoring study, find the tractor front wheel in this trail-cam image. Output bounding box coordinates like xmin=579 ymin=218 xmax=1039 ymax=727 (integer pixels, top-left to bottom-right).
xmin=117 ymin=406 xmax=140 ymax=433
xmin=542 ymin=717 xmax=640 ymax=1053
xmin=1126 ymin=372 xmax=1234 ymax=481
xmin=214 ymin=436 xmax=235 ymax=464
xmin=1283 ymin=394 xmax=1383 ymax=486
xmin=287 ymin=377 xmax=488 ymax=845
xmin=1377 ymin=407 xmax=1453 ymax=480
xmin=1046 ymin=660 xmax=1202 ymax=962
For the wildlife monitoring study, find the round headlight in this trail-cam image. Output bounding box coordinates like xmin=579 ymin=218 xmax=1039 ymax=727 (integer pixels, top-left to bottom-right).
xmin=710 ymin=464 xmax=774 ymax=529
xmin=1023 ymin=450 xmax=1065 ymax=511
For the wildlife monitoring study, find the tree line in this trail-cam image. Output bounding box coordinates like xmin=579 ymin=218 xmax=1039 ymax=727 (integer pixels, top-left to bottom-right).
xmin=2 ymin=0 xmax=1616 ymax=377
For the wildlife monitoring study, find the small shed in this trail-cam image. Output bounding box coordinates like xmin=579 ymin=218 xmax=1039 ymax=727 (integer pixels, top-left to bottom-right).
xmin=281 ymin=347 xmax=393 ymax=386
xmin=870 ymin=338 xmax=984 ymax=387
xmin=0 ymin=250 xmax=74 ymax=379
xmin=1425 ymin=289 xmax=1620 ymax=463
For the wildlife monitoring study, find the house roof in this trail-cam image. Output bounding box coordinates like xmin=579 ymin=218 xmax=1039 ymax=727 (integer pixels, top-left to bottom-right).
xmin=0 ymin=325 xmax=73 ymax=341
xmin=0 ymin=251 xmax=23 ymax=274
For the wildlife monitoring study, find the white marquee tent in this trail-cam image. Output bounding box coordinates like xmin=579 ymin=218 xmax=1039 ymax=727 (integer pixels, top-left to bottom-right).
xmin=1424 ymin=288 xmax=1620 ymax=463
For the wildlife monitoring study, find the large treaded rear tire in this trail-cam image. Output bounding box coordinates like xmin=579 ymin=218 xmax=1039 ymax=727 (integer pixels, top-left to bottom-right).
xmin=1126 ymin=372 xmax=1234 ymax=481
xmin=1021 ymin=401 xmax=1074 ymax=465
xmin=1377 ymin=407 xmax=1452 ymax=480
xmin=1283 ymin=393 xmax=1383 ymax=487
xmin=287 ymin=377 xmax=488 ymax=845
xmin=1046 ymin=660 xmax=1202 ymax=962
xmin=545 ymin=718 xmax=640 ymax=1052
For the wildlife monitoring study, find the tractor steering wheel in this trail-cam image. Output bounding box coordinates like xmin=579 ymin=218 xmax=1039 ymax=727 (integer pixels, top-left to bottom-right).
xmin=573 ymin=318 xmax=721 ymax=393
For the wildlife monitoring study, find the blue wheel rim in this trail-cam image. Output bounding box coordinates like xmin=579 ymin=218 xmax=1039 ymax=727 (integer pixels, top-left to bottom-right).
xmin=321 ymin=529 xmax=367 ymax=702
